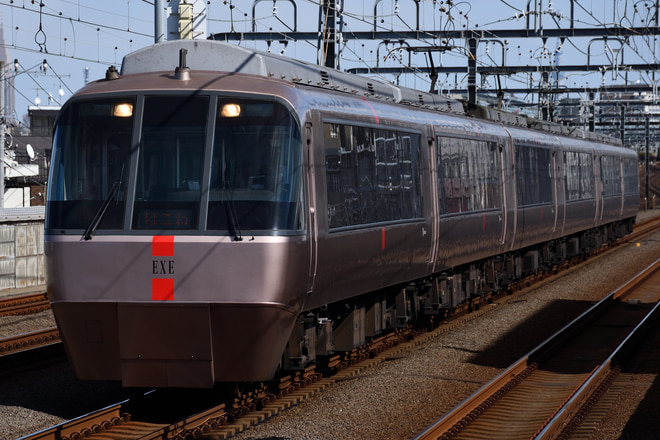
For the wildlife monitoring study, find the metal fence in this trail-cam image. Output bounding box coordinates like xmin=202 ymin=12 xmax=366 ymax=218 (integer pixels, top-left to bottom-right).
xmin=0 ymin=207 xmax=45 ymax=290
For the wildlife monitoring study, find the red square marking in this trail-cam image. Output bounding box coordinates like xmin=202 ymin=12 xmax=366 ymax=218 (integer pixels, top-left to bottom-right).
xmin=152 ymin=278 xmax=174 ymax=301
xmin=152 ymin=236 xmax=174 ymax=256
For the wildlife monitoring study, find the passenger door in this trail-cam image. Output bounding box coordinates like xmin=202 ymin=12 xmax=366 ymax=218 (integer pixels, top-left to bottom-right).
xmin=304 ymin=121 xmax=318 ymax=296
xmin=311 ymin=118 xmax=432 ymax=305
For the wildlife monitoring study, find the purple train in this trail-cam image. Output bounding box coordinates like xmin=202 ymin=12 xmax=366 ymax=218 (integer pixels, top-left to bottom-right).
xmin=46 ymin=40 xmax=638 ymax=388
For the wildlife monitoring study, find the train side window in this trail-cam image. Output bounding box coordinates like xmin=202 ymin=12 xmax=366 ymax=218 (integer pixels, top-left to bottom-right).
xmin=564 ymin=151 xmax=594 ymax=201
xmin=324 ymin=123 xmax=422 ymax=229
xmin=437 ymin=137 xmax=501 ymax=215
xmin=132 ymin=96 xmax=208 ymax=230
xmin=515 ymin=145 xmax=553 ymax=206
xmin=623 ymin=158 xmax=639 ymax=194
xmin=600 ymin=155 xmax=622 ymax=196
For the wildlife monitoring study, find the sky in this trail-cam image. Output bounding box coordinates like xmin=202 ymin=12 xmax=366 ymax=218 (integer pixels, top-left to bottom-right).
xmin=1 ymin=0 xmax=659 ymax=125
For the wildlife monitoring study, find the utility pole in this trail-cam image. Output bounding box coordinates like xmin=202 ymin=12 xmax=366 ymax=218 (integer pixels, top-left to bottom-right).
xmin=646 ymin=116 xmax=650 ymax=208
xmin=620 ymin=105 xmax=626 ymax=142
xmin=588 ymin=91 xmax=595 ymax=132
xmin=319 ymin=0 xmax=337 ymax=69
xmin=467 ymin=36 xmax=477 ymax=106
xmin=0 ymin=60 xmax=5 ymax=209
xmin=155 ymin=0 xmax=165 ymax=43
xmin=541 ymin=71 xmax=550 ymax=121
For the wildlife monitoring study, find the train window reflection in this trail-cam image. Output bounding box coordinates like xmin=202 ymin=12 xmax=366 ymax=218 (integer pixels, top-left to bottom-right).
xmin=437 ymin=137 xmax=501 ymax=215
xmin=564 ymin=151 xmax=594 ymax=201
xmin=132 ymin=96 xmax=208 ymax=230
xmin=207 ymin=99 xmax=303 ymax=234
xmin=600 ymin=155 xmax=622 ymax=196
xmin=516 ymin=145 xmax=553 ymax=206
xmin=324 ymin=123 xmax=422 ymax=229
xmin=47 ymin=98 xmax=135 ymax=231
xmin=622 ymin=158 xmax=639 ymax=195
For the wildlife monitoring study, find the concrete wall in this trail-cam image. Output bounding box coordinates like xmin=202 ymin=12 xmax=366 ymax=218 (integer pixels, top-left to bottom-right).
xmin=0 ymin=207 xmax=45 ymax=290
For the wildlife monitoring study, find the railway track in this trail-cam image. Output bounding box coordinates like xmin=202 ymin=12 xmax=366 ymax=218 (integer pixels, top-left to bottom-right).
xmin=0 ymin=290 xmax=58 ymax=357
xmin=626 ymin=214 xmax=660 ymax=242
xmin=16 ymin=332 xmax=412 ymax=440
xmin=0 ymin=328 xmax=60 ymax=356
xmin=413 ymin=257 xmax=660 ymax=440
xmin=0 ymin=292 xmax=50 ymax=317
xmin=16 ymin=250 xmax=659 ymax=440
xmin=639 ymin=164 xmax=660 ymax=205
xmin=0 ymin=291 xmax=58 ymax=357
xmin=12 ymin=216 xmax=660 ymax=440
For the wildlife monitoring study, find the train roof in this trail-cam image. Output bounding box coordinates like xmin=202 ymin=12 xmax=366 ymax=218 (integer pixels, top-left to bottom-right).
xmin=121 ymin=39 xmax=464 ymax=115
xmin=119 ymin=39 xmax=622 ymax=147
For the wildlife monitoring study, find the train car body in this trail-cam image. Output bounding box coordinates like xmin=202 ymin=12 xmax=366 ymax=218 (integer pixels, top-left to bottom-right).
xmin=45 ymin=40 xmax=639 ymax=388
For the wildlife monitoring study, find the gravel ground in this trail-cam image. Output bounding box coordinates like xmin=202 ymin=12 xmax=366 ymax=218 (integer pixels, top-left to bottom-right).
xmin=0 ymin=299 xmax=128 ymax=440
xmin=2 ymin=209 xmax=659 ymax=440
xmin=0 ymin=364 xmax=128 ymax=440
xmin=0 ymin=311 xmax=56 ymax=339
xmin=230 ymin=210 xmax=660 ymax=440
xmin=584 ymin=324 xmax=660 ymax=440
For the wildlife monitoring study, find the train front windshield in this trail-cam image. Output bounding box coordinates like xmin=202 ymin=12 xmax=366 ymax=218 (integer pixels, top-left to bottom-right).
xmin=47 ymin=95 xmax=304 ymax=236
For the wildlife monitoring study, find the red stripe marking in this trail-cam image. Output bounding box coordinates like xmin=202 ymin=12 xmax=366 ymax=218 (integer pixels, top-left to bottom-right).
xmin=152 ymin=235 xmax=174 ymax=256
xmin=381 ymin=227 xmax=386 ymax=250
xmin=361 ymin=96 xmax=379 ymax=124
xmin=152 ymin=236 xmax=174 ymax=301
xmin=152 ymin=278 xmax=174 ymax=301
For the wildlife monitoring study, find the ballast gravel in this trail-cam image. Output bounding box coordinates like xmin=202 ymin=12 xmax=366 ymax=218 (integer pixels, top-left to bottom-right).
xmin=231 ymin=211 xmax=660 ymax=440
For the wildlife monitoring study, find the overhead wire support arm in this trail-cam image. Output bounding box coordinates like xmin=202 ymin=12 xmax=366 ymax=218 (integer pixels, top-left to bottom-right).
xmin=587 ymin=36 xmax=625 ymax=78
xmin=405 ymin=45 xmax=457 ymax=94
xmin=525 ymin=0 xmax=576 ymax=33
xmin=251 ymin=0 xmax=298 ymax=32
xmin=373 ymin=0 xmax=421 ymax=32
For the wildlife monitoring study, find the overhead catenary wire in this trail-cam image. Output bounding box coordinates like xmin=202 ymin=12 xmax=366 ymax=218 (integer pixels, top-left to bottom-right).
xmin=254 ymin=1 xmax=658 ymax=105
xmin=3 ymin=0 xmax=660 ymax=124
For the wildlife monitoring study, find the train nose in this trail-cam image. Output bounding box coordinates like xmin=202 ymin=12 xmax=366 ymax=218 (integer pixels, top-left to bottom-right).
xmin=118 ymin=303 xmax=215 ymax=388
xmin=53 ymin=301 xmax=299 ymax=388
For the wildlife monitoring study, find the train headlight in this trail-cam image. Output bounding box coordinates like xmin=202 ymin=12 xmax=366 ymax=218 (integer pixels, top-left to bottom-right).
xmin=113 ymin=103 xmax=134 ymax=117
xmin=221 ymin=103 xmax=241 ymax=118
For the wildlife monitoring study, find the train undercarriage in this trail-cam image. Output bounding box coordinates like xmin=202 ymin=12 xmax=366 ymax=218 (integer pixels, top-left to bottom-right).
xmin=282 ymin=218 xmax=635 ymax=372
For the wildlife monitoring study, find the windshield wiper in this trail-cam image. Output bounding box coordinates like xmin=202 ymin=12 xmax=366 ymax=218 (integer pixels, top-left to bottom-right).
xmin=224 ymin=201 xmax=243 ymax=242
xmin=82 ymin=167 xmax=124 ymax=241
xmin=220 ymin=148 xmax=242 ymax=241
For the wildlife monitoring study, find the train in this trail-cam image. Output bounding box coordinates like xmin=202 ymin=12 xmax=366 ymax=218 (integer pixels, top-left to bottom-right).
xmin=45 ymin=39 xmax=639 ymax=388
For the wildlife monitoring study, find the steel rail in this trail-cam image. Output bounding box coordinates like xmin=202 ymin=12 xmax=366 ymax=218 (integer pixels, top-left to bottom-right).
xmin=413 ymin=257 xmax=660 ymax=440
xmin=0 ymin=292 xmax=50 ymax=317
xmin=15 ymin=218 xmax=660 ymax=440
xmin=536 ymin=262 xmax=660 ymax=439
xmin=19 ymin=401 xmax=132 ymax=440
xmin=0 ymin=327 xmax=60 ymax=355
